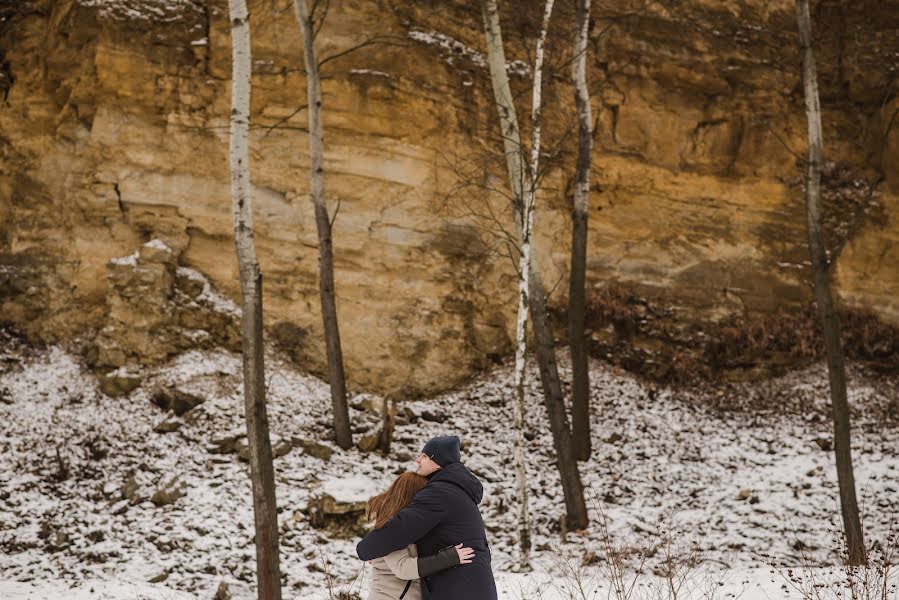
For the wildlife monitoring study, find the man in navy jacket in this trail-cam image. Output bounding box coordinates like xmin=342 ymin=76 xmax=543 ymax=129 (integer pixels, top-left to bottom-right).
xmin=356 ymin=435 xmax=498 ymax=599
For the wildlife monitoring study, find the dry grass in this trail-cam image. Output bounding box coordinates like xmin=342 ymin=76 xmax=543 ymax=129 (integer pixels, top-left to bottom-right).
xmin=573 ymin=286 xmax=899 ymax=386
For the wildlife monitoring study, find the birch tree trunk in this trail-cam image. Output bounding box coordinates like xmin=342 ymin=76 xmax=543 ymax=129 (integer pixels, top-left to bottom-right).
xmin=228 ymin=1 xmax=283 ymax=597
xmin=482 ymin=0 xmax=589 ymax=533
xmin=795 ymin=0 xmax=866 ymax=566
xmin=293 ymin=0 xmax=352 ymax=450
xmin=569 ymin=0 xmax=593 ymax=462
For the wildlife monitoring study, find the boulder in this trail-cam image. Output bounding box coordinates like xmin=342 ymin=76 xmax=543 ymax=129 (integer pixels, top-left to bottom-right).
xmin=237 ymin=438 xmax=289 ymax=462
xmin=152 ymin=386 xmax=206 ymax=416
xmin=153 ymin=419 xmax=182 ymax=434
xmin=352 ymin=395 xmax=385 ymax=414
xmin=814 ymin=437 xmax=833 ymax=451
xmin=421 ymin=409 xmax=446 ymax=423
xmin=306 ymin=493 xmax=367 ymax=538
xmin=291 ymin=438 xmax=334 ymax=461
xmin=213 ymin=581 xmax=230 ymax=600
xmin=357 ymin=430 xmax=382 ymax=453
xmin=273 ymin=440 xmax=292 ymax=459
xmin=121 ymin=470 xmax=141 ymax=504
xmin=100 ymin=368 xmax=142 ymax=397
xmin=207 ymin=433 xmax=246 ymax=455
xmin=151 ymin=476 xmax=186 ymax=506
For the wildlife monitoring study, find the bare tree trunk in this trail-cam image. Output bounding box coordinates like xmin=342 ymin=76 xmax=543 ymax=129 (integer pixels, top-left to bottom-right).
xmin=511 ymin=209 xmax=533 ymax=568
xmin=569 ymin=0 xmax=593 ymax=462
xmin=293 ymin=0 xmax=352 ymax=450
xmin=228 ymin=1 xmax=283 ymax=598
xmin=795 ymin=0 xmax=866 ymax=566
xmin=379 ymin=397 xmax=395 ymax=455
xmin=527 ymin=270 xmax=588 ymax=530
xmin=481 ymin=0 xmax=589 ymax=532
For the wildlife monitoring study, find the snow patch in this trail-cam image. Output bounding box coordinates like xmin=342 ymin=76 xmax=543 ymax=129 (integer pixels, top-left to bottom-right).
xmin=109 ymin=251 xmax=138 ymax=267
xmin=349 ymin=69 xmax=392 ymax=78
xmin=0 ymin=580 xmax=197 ymax=600
xmin=144 ymin=239 xmax=172 ymax=252
xmin=407 ymin=30 xmax=530 ymax=76
xmin=176 ymin=267 xmax=241 ymax=318
xmin=76 ymin=0 xmax=201 ymax=22
xmin=320 ymin=475 xmax=386 ymax=504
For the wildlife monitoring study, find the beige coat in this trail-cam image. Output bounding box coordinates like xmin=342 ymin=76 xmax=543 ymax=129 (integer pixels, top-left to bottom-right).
xmin=367 ymin=544 xmax=422 ymax=600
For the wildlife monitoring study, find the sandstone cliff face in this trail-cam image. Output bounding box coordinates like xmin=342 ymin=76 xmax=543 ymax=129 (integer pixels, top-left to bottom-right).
xmin=1 ymin=0 xmax=897 ymax=394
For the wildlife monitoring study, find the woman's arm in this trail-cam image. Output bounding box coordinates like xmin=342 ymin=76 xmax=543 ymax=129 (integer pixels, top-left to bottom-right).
xmin=381 ymin=548 xmax=422 ymax=581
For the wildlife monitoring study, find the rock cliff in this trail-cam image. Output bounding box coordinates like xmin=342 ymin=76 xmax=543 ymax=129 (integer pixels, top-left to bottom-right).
xmin=1 ymin=0 xmax=897 ymax=394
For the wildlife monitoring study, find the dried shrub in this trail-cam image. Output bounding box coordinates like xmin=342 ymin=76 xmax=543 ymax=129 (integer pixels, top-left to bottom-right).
xmin=571 ymin=287 xmax=899 ymax=386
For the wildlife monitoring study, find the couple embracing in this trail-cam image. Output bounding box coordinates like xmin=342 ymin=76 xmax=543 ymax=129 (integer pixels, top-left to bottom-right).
xmin=356 ymin=435 xmax=498 ymax=600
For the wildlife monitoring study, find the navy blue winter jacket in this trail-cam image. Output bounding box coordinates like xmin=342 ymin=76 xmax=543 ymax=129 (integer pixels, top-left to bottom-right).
xmin=356 ymin=462 xmax=497 ymax=600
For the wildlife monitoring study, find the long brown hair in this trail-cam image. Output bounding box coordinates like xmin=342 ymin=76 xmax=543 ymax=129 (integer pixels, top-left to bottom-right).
xmin=366 ymin=472 xmax=428 ymax=529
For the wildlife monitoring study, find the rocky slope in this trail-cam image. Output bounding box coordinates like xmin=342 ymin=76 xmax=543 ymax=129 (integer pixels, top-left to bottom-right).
xmin=1 ymin=0 xmax=897 ymax=394
xmin=1 ymin=336 xmax=898 ymax=599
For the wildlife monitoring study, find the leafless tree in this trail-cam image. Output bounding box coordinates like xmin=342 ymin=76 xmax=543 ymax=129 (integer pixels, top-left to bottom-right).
xmin=228 ymin=0 xmax=283 ymax=597
xmin=292 ymin=0 xmax=352 ymax=450
xmin=795 ymin=0 xmax=865 ymax=566
xmin=481 ymin=0 xmax=589 ymax=534
xmin=569 ymin=0 xmax=593 ymax=462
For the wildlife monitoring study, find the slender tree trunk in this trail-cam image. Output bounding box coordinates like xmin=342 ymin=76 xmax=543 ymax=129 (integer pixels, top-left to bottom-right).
xmin=795 ymin=0 xmax=866 ymax=566
xmin=293 ymin=0 xmax=352 ymax=450
xmin=228 ymin=2 xmax=283 ymax=597
xmin=527 ymin=269 xmax=588 ymax=529
xmin=511 ymin=206 xmax=533 ymax=569
xmin=569 ymin=0 xmax=593 ymax=462
xmin=481 ymin=0 xmax=589 ymax=532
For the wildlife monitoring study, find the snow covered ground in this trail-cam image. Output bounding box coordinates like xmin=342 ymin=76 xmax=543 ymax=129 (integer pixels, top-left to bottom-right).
xmin=1 ymin=334 xmax=897 ymax=599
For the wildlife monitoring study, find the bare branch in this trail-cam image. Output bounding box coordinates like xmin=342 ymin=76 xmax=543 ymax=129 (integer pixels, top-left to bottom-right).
xmin=261 ymin=103 xmax=309 ymax=139
xmin=318 ymin=35 xmax=410 ymax=71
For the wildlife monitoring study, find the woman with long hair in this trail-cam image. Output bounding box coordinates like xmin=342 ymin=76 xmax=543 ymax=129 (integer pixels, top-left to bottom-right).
xmin=365 ymin=472 xmax=473 ymax=600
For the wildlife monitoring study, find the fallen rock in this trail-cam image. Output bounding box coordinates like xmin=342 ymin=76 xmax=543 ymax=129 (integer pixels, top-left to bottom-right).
xmin=421 ymin=409 xmax=446 ymax=423
xmin=237 ymin=438 xmax=288 ymax=462
xmin=151 ymin=477 xmax=186 ymax=506
xmin=121 ymin=470 xmax=141 ymax=504
xmin=357 ymin=429 xmax=382 ymax=452
xmin=273 ymin=440 xmax=292 ymax=459
xmin=207 ymin=433 xmax=246 ymax=455
xmin=153 ymin=419 xmax=182 ymax=434
xmin=100 ymin=368 xmax=142 ymax=397
xmin=291 ymin=439 xmax=334 ymax=461
xmin=352 ymin=396 xmax=385 ymax=414
xmin=46 ymin=530 xmax=70 ymax=552
xmin=152 ymin=386 xmax=206 ymax=416
xmin=147 ymin=570 xmax=169 ymax=584
xmin=213 ymin=581 xmax=230 ymax=600
xmin=306 ymin=493 xmax=367 ymax=538
xmin=814 ymin=437 xmax=832 ymax=451
xmin=402 ymin=406 xmax=420 ymax=423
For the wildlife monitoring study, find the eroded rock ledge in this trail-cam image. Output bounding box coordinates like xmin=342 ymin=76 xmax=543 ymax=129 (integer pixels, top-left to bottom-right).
xmin=1 ymin=0 xmax=897 ymax=394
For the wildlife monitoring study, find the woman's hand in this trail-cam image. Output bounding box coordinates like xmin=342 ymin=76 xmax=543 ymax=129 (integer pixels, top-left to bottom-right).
xmin=455 ymin=543 xmax=475 ymax=564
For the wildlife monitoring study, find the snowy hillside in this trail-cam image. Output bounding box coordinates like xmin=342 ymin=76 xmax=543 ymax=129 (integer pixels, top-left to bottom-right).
xmin=1 ymin=332 xmax=897 ymax=599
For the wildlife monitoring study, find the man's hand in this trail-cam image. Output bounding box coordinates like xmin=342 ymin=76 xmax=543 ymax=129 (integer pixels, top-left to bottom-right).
xmin=455 ymin=543 xmax=474 ymax=564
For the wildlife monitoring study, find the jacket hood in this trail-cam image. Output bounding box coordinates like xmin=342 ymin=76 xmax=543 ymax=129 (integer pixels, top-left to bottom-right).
xmin=430 ymin=461 xmax=484 ymax=505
